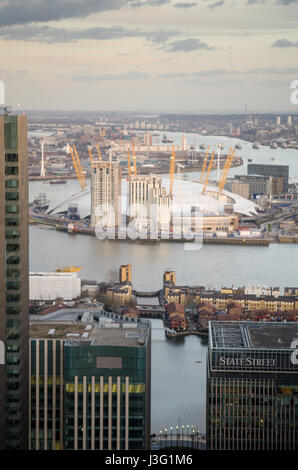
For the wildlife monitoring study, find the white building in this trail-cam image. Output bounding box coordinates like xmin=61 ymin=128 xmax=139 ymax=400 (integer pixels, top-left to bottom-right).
xmin=29 ymin=272 xmax=81 ymax=301
xmin=90 ymin=161 xmax=122 ymax=228
xmin=244 ymin=285 xmax=280 ymax=298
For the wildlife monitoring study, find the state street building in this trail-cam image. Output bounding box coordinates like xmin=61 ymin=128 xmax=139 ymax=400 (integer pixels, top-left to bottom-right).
xmin=207 ymin=321 xmax=298 ymax=450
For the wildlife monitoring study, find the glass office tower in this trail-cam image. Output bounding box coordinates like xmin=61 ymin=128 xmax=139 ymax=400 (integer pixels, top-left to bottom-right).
xmin=207 ymin=321 xmax=298 ymax=450
xmin=29 ymin=316 xmax=151 ymax=450
xmin=0 ymin=113 xmax=29 ymax=449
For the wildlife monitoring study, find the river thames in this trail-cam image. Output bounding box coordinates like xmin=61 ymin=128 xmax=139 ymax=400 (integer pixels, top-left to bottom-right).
xmin=29 ymin=132 xmax=298 ymax=434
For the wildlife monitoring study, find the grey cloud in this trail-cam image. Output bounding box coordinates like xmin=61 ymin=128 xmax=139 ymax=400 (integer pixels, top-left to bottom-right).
xmin=0 ymin=24 xmax=180 ymax=44
xmin=130 ymin=0 xmax=170 ymax=6
xmin=277 ymin=0 xmax=298 ymax=4
xmin=173 ymin=2 xmax=197 ymax=8
xmin=166 ymin=38 xmax=213 ymax=52
xmin=157 ymin=67 xmax=298 ymax=78
xmin=0 ymin=0 xmax=172 ymax=27
xmin=207 ymin=0 xmax=225 ymax=8
xmin=271 ymin=38 xmax=298 ymax=47
xmin=0 ymin=0 xmax=129 ymax=27
xmin=71 ymin=71 xmax=150 ymax=81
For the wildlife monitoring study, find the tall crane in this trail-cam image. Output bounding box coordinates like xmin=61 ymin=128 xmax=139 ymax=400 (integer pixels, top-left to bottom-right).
xmin=132 ymin=143 xmax=137 ymax=177
xmin=67 ymin=144 xmax=85 ymax=190
xmin=218 ymin=147 xmax=235 ymax=192
xmin=73 ymin=144 xmax=87 ymax=188
xmin=202 ymin=150 xmax=215 ymax=195
xmin=169 ymin=145 xmax=176 ymax=199
xmin=200 ymin=146 xmax=210 ymax=183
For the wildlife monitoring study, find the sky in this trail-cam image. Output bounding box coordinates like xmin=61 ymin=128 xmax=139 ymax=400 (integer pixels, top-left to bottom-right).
xmin=1 ymin=0 xmax=298 ymax=113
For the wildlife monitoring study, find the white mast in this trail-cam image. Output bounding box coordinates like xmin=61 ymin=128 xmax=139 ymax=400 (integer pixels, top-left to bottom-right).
xmin=40 ymin=138 xmax=46 ymax=177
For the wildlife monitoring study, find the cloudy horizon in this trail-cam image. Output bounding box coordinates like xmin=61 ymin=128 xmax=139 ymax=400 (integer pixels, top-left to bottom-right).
xmin=1 ymin=0 xmax=298 ymax=113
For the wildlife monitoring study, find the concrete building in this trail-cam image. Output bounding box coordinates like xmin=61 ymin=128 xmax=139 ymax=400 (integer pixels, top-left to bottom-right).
xmin=106 ymin=284 xmax=133 ymax=306
xmin=128 ymin=175 xmax=171 ymax=231
xmin=225 ymin=179 xmax=250 ymax=200
xmin=0 ymin=112 xmax=29 ymax=449
xmin=29 ymin=272 xmax=81 ymax=301
xmin=163 ymin=271 xmax=176 ymax=285
xmin=91 ymin=162 xmax=121 ymax=228
xmin=29 ymin=315 xmax=151 ymax=450
xmin=119 ymin=264 xmax=132 ymax=284
xmin=207 ymin=321 xmax=298 ymax=450
xmin=247 ymin=163 xmax=289 ymax=194
xmin=245 ymin=285 xmax=280 ymax=298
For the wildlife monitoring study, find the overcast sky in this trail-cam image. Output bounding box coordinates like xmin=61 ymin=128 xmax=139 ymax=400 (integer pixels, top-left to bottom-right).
xmin=1 ymin=0 xmax=298 ymax=113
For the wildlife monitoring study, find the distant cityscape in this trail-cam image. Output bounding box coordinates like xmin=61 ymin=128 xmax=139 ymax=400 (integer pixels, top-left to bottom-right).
xmin=1 ymin=102 xmax=298 ymax=451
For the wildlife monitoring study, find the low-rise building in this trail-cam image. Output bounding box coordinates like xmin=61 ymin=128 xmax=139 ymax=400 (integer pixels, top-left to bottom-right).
xmin=165 ymin=302 xmax=187 ymax=330
xmin=29 ymin=272 xmax=81 ymax=301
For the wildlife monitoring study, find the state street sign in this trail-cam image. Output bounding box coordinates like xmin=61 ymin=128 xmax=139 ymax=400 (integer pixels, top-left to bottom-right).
xmin=0 ymin=340 xmax=4 ymax=365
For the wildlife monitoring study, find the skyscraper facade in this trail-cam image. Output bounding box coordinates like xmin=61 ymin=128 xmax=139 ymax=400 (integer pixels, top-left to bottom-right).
xmin=207 ymin=321 xmax=298 ymax=450
xmin=91 ymin=162 xmax=122 ymax=229
xmin=0 ymin=112 xmax=29 ymax=449
xmin=29 ymin=315 xmax=151 ymax=450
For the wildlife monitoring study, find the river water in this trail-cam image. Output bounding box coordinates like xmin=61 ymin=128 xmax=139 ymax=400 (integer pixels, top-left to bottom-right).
xmin=29 ymin=132 xmax=298 ymax=434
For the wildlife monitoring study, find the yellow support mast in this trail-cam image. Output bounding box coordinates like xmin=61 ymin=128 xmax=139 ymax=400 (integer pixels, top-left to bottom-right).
xmin=202 ymin=150 xmax=215 ymax=195
xmin=96 ymin=144 xmax=102 ymax=162
xmin=200 ymin=145 xmax=210 ymax=183
xmin=218 ymin=146 xmax=232 ymax=190
xmin=169 ymin=145 xmax=176 ymax=199
xmin=87 ymin=145 xmax=94 ymax=167
xmin=218 ymin=147 xmax=235 ymax=192
xmin=73 ymin=144 xmax=87 ymax=189
xmin=68 ymin=144 xmax=85 ymax=190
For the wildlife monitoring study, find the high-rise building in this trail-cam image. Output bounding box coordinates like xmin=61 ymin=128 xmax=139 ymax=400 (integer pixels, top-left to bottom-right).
xmin=0 ymin=111 xmax=29 ymax=449
xmin=29 ymin=314 xmax=151 ymax=450
xmin=276 ymin=116 xmax=281 ymax=126
xmin=287 ymin=115 xmax=292 ymax=127
xmin=207 ymin=321 xmax=298 ymax=450
xmin=247 ymin=163 xmax=289 ymax=194
xmin=91 ymin=162 xmax=122 ymax=229
xmin=129 ymin=175 xmax=170 ymax=228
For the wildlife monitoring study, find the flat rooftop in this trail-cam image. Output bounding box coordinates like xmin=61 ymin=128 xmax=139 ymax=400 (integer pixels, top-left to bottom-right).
xmin=30 ymin=321 xmax=148 ymax=347
xmin=210 ymin=321 xmax=298 ymax=349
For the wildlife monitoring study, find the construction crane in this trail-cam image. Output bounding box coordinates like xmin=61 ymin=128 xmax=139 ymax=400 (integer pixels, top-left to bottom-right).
xmin=200 ymin=145 xmax=210 ymax=183
xmin=127 ymin=148 xmax=132 ymax=178
xmin=55 ymin=266 xmax=82 ymax=273
xmin=169 ymin=145 xmax=176 ymax=199
xmin=202 ymin=150 xmax=215 ymax=195
xmin=132 ymin=143 xmax=137 ymax=177
xmin=67 ymin=144 xmax=85 ymax=190
xmin=73 ymin=144 xmax=87 ymax=189
xmin=218 ymin=147 xmax=235 ymax=192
